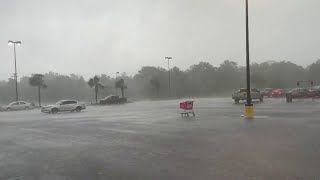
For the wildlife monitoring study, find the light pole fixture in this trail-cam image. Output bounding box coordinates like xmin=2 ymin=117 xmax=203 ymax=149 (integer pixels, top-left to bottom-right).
xmin=115 ymin=72 xmax=120 ymax=95
xmin=244 ymin=0 xmax=253 ymax=119
xmin=8 ymin=40 xmax=21 ymax=102
xmin=165 ymin=57 xmax=172 ymax=97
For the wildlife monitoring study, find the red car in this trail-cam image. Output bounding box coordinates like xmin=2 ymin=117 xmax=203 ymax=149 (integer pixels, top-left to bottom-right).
xmin=271 ymin=89 xmax=285 ymax=97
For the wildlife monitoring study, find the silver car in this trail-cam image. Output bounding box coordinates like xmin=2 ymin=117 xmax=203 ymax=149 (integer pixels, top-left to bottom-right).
xmin=2 ymin=101 xmax=34 ymax=111
xmin=41 ymin=100 xmax=86 ymax=114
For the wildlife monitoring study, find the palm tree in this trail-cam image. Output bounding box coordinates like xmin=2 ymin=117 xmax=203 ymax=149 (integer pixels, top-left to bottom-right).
xmin=115 ymin=78 xmax=127 ymax=98
xmin=88 ymin=75 xmax=104 ymax=104
xmin=150 ymin=78 xmax=160 ymax=97
xmin=29 ymin=74 xmax=47 ymax=107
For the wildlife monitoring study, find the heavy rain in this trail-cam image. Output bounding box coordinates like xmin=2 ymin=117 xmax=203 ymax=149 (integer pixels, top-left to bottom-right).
xmin=1 ymin=0 xmax=320 ymax=179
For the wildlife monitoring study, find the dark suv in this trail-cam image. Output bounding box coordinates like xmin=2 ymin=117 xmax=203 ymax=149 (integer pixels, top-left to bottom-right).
xmin=286 ymin=88 xmax=312 ymax=102
xmin=309 ymin=86 xmax=320 ymax=98
xmin=99 ymin=95 xmax=127 ymax=105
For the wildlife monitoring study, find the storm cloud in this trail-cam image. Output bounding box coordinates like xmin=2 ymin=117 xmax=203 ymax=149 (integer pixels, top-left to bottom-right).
xmin=1 ymin=0 xmax=320 ymax=80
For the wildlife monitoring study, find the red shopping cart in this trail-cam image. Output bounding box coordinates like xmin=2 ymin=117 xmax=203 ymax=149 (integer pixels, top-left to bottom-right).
xmin=180 ymin=101 xmax=195 ymax=117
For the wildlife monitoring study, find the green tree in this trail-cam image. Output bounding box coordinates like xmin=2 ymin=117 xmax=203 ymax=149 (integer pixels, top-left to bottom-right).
xmin=215 ymin=60 xmax=239 ymax=93
xmin=2 ymin=59 xmax=320 ymax=104
xmin=266 ymin=61 xmax=306 ymax=88
xmin=308 ymin=59 xmax=320 ymax=84
xmin=115 ymin=78 xmax=127 ymax=98
xmin=187 ymin=62 xmax=217 ymax=96
xmin=134 ymin=66 xmax=167 ymax=98
xmin=29 ymin=74 xmax=47 ymax=107
xmin=88 ymin=76 xmax=104 ymax=104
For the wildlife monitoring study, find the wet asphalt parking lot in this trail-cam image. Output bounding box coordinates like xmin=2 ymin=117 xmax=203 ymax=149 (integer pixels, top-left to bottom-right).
xmin=0 ymin=97 xmax=320 ymax=180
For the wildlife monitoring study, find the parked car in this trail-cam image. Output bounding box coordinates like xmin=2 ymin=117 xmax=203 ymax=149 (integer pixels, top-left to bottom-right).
xmin=2 ymin=101 xmax=34 ymax=111
xmin=261 ymin=88 xmax=273 ymax=97
xmin=41 ymin=100 xmax=86 ymax=113
xmin=232 ymin=88 xmax=263 ymax=104
xmin=286 ymin=88 xmax=312 ymax=102
xmin=271 ymin=89 xmax=285 ymax=97
xmin=99 ymin=95 xmax=127 ymax=105
xmin=309 ymin=86 xmax=320 ymax=98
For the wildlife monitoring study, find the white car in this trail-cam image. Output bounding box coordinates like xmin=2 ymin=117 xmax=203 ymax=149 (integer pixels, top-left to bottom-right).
xmin=2 ymin=101 xmax=34 ymax=111
xmin=41 ymin=100 xmax=86 ymax=114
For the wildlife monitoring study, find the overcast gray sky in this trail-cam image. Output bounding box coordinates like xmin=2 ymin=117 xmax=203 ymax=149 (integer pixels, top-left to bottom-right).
xmin=1 ymin=0 xmax=320 ymax=80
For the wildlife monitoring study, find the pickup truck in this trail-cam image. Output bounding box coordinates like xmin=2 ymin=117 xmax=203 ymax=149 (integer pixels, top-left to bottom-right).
xmin=232 ymin=88 xmax=263 ymax=104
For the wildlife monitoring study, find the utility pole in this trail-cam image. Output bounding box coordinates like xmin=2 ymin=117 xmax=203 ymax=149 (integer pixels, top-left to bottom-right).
xmin=8 ymin=40 xmax=21 ymax=102
xmin=245 ymin=0 xmax=253 ymax=118
xmin=115 ymin=72 xmax=119 ymax=95
xmin=165 ymin=57 xmax=172 ymax=97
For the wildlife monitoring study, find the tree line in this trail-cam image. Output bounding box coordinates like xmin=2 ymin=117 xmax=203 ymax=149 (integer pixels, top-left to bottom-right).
xmin=1 ymin=59 xmax=320 ymax=105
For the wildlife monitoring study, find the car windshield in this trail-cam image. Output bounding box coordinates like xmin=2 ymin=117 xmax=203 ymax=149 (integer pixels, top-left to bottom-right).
xmin=313 ymin=86 xmax=320 ymax=90
xmin=291 ymin=88 xmax=307 ymax=92
xmin=56 ymin=101 xmax=64 ymax=105
xmin=239 ymin=89 xmax=259 ymax=92
xmin=9 ymin=102 xmax=17 ymax=106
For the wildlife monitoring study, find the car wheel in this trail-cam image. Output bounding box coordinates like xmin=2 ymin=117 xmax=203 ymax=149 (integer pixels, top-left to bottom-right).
xmin=6 ymin=107 xmax=11 ymax=111
xmin=51 ymin=108 xmax=58 ymax=114
xmin=235 ymin=99 xmax=240 ymax=104
xmin=75 ymin=106 xmax=82 ymax=112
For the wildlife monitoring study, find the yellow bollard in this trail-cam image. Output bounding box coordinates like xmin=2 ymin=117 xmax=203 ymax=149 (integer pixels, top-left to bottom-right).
xmin=245 ymin=104 xmax=254 ymax=119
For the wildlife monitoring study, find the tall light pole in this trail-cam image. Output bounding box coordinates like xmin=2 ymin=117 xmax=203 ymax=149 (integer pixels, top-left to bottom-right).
xmin=165 ymin=57 xmax=172 ymax=97
xmin=244 ymin=0 xmax=253 ymax=118
xmin=8 ymin=40 xmax=21 ymax=102
xmin=115 ymin=72 xmax=119 ymax=95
